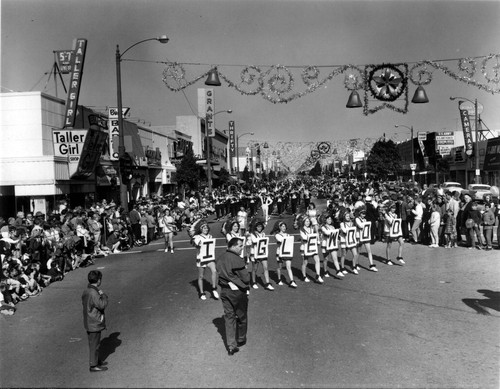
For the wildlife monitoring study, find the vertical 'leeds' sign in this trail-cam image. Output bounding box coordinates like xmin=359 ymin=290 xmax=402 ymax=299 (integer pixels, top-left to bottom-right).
xmin=63 ymin=38 xmax=87 ymax=128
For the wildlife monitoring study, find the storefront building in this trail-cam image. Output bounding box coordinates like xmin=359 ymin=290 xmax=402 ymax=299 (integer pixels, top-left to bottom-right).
xmin=0 ymin=91 xmax=175 ymax=218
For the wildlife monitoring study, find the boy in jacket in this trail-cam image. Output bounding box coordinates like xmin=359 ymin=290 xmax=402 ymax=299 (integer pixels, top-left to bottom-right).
xmin=82 ymin=270 xmax=108 ymax=372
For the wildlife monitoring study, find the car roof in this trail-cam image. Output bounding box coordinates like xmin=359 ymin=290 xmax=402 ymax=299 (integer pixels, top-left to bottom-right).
xmin=470 ymin=184 xmax=490 ymax=188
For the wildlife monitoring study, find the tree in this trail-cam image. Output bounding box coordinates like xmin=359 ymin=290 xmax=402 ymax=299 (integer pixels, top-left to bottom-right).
xmin=309 ymin=161 xmax=322 ymax=177
xmin=366 ymin=139 xmax=401 ymax=180
xmin=216 ymin=167 xmax=231 ymax=187
xmin=176 ymin=147 xmax=201 ymax=192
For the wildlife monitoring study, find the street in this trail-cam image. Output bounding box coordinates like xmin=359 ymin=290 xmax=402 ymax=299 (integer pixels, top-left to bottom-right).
xmin=1 ymin=208 xmax=499 ymax=388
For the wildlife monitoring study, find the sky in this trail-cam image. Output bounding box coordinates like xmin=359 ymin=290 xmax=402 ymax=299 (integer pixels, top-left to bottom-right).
xmin=2 ymin=0 xmax=500 ymax=146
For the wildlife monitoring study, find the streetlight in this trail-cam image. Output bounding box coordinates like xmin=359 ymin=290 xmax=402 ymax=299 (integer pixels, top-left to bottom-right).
xmin=450 ymin=96 xmax=480 ymax=184
xmin=236 ymin=132 xmax=254 ymax=179
xmin=395 ymin=124 xmax=415 ymax=182
xmin=205 ymin=109 xmax=232 ymax=192
xmin=116 ymin=35 xmax=169 ymax=210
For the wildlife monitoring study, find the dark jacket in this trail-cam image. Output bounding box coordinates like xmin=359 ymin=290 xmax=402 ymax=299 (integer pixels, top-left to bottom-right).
xmin=216 ymin=250 xmax=250 ymax=291
xmin=82 ymin=284 xmax=108 ymax=332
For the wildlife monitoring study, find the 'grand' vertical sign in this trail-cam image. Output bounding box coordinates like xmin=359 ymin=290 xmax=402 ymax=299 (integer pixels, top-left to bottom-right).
xmin=63 ymin=38 xmax=87 ymax=128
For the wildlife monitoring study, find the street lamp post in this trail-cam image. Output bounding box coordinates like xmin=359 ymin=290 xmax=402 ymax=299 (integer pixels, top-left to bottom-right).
xmin=236 ymin=132 xmax=254 ymax=179
xmin=450 ymin=96 xmax=480 ymax=184
xmin=395 ymin=124 xmax=415 ymax=182
xmin=205 ymin=109 xmax=232 ymax=192
xmin=116 ymin=35 xmax=168 ymax=210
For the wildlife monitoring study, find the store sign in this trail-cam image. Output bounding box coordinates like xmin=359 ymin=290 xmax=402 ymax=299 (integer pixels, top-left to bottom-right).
xmin=205 ymin=88 xmax=215 ymax=137
xmin=483 ymin=137 xmax=500 ymax=171
xmin=437 ymin=146 xmax=452 ymax=156
xmin=73 ymin=128 xmax=108 ymax=178
xmin=145 ymin=146 xmax=162 ymax=166
xmin=459 ymin=103 xmax=474 ymax=156
xmin=88 ymin=114 xmax=108 ymax=129
xmin=53 ymin=130 xmax=87 ymax=160
xmin=63 ymin=38 xmax=87 ymax=128
xmin=229 ymin=121 xmax=236 ymax=158
xmin=436 ymin=131 xmax=455 ymax=146
xmin=107 ymin=107 xmax=130 ymax=161
xmin=417 ymin=132 xmax=427 ymax=141
xmin=55 ymin=50 xmax=73 ymax=74
xmin=53 ymin=128 xmax=107 ymax=178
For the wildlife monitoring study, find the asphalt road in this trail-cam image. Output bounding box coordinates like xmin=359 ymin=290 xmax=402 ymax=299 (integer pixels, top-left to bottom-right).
xmin=1 ymin=204 xmax=499 ymax=388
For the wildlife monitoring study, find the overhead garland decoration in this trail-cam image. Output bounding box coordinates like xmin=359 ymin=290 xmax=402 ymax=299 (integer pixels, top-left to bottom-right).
xmin=161 ymin=53 xmax=500 ymax=115
xmin=217 ymin=64 xmax=349 ymax=104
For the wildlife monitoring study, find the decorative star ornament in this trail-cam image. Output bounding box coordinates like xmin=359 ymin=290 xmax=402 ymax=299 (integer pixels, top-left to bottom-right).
xmin=368 ymin=64 xmax=406 ymax=101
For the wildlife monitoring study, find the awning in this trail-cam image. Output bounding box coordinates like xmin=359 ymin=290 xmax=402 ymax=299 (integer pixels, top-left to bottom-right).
xmin=123 ymin=121 xmax=145 ymax=160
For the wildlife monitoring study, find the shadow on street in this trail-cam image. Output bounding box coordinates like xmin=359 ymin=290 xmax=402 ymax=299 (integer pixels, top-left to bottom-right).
xmin=463 ymin=290 xmax=500 ymax=315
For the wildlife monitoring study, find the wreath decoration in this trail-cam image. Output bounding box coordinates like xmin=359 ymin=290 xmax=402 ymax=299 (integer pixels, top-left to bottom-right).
xmin=310 ymin=149 xmax=321 ymax=160
xmin=301 ymin=66 xmax=320 ymax=86
xmin=457 ymin=57 xmax=476 ymax=79
xmin=344 ymin=65 xmax=364 ymax=91
xmin=481 ymin=53 xmax=500 ymax=84
xmin=317 ymin=141 xmax=331 ymax=155
xmin=409 ymin=63 xmax=432 ymax=86
xmin=368 ymin=64 xmax=407 ymax=102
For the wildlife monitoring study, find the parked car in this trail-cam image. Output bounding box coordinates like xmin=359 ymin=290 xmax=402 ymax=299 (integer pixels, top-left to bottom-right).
xmin=467 ymin=184 xmax=492 ymax=200
xmin=442 ymin=181 xmax=463 ymax=194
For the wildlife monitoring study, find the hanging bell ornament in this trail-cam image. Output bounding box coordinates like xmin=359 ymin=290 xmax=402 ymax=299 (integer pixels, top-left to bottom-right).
xmin=411 ymin=86 xmax=429 ymax=104
xmin=205 ymin=68 xmax=221 ymax=86
xmin=346 ymin=90 xmax=363 ymax=108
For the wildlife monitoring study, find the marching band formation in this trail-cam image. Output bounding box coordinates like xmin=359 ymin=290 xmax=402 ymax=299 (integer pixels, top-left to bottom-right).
xmin=186 ymin=179 xmax=416 ymax=300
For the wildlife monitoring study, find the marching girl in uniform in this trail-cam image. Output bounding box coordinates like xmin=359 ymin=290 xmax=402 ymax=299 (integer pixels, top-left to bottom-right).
xmin=354 ymin=206 xmax=378 ymax=272
xmin=320 ymin=214 xmax=343 ymax=278
xmin=224 ymin=220 xmax=247 ymax=260
xmin=306 ymin=202 xmax=320 ymax=233
xmin=248 ymin=219 xmax=274 ymax=291
xmin=259 ymin=192 xmax=274 ymax=223
xmin=225 ymin=220 xmax=243 ymax=243
xmin=382 ymin=202 xmax=405 ymax=266
xmin=339 ymin=210 xmax=360 ymax=275
xmin=300 ymin=217 xmax=323 ymax=283
xmin=192 ymin=222 xmax=219 ymax=301
xmin=272 ymin=221 xmax=298 ymax=288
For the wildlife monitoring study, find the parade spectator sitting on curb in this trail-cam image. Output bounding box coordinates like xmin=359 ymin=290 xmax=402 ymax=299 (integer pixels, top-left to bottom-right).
xmin=0 ymin=281 xmax=16 ymax=315
xmin=106 ymin=229 xmax=122 ymax=253
xmin=23 ymin=267 xmax=42 ymax=296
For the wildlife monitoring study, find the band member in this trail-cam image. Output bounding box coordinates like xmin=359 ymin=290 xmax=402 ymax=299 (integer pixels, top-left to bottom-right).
xmin=300 ymin=217 xmax=323 ymax=283
xmin=382 ymin=202 xmax=405 ymax=265
xmin=320 ymin=214 xmax=343 ymax=278
xmin=354 ymin=206 xmax=378 ymax=272
xmin=259 ymin=192 xmax=273 ymax=223
xmin=339 ymin=211 xmax=360 ymax=275
xmin=192 ymin=222 xmax=219 ymax=300
xmin=306 ymin=202 xmax=319 ymax=233
xmin=272 ymin=221 xmax=297 ymax=288
xmin=248 ymin=219 xmax=273 ymax=291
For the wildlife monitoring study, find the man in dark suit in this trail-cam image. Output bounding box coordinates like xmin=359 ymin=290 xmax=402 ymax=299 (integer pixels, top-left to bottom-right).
xmin=216 ymin=238 xmax=250 ymax=355
xmin=82 ymin=270 xmax=109 ymax=372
